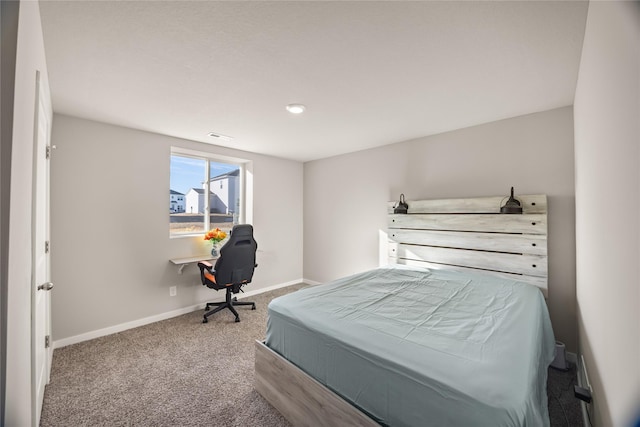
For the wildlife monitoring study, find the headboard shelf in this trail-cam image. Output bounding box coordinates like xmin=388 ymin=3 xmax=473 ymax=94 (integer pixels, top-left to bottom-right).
xmin=386 ymin=194 xmax=547 ymax=214
xmin=387 ymin=194 xmax=548 ymax=294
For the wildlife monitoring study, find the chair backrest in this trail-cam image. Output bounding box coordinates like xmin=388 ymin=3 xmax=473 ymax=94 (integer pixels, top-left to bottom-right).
xmin=213 ymin=224 xmax=257 ymax=286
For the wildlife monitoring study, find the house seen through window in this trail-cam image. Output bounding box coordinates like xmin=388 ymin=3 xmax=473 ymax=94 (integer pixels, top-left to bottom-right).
xmin=169 ymin=151 xmax=242 ymax=236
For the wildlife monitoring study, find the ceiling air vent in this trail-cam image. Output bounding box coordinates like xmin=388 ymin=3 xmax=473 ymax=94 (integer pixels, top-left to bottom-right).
xmin=207 ymin=132 xmax=234 ymax=142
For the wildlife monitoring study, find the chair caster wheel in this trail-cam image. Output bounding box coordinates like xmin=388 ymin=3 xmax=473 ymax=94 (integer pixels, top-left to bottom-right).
xmin=252 ymin=305 xmax=256 ymax=310
xmin=202 ymin=318 xmax=208 ymax=324
xmin=235 ymin=318 xmax=240 ymax=323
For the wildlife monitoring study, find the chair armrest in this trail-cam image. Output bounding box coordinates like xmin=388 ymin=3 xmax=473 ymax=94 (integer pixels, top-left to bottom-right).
xmin=197 ymin=261 xmax=214 ymax=273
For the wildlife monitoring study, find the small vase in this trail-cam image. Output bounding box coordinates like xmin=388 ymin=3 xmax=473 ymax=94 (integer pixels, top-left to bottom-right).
xmin=210 ymin=246 xmax=218 ymax=257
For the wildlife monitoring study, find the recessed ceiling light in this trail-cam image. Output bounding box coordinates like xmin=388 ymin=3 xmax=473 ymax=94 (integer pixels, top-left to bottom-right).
xmin=286 ymin=104 xmax=306 ymax=114
xmin=207 ymin=132 xmax=234 ymax=142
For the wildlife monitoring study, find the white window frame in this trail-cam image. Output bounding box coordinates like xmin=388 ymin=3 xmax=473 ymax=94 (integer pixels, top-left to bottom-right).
xmin=170 ymin=146 xmax=247 ymax=238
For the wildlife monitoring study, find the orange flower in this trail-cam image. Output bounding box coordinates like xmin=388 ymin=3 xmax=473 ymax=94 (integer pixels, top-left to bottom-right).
xmin=204 ymin=228 xmax=227 ymax=244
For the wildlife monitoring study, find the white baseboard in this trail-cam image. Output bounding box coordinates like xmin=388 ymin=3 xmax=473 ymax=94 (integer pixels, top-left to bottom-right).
xmin=53 ymin=278 xmax=306 ymax=349
xmin=235 ymin=278 xmax=306 ymax=299
xmin=577 ymin=354 xmax=593 ymax=427
xmin=302 ymin=278 xmax=322 ymax=286
xmin=52 ymin=304 xmax=203 ymax=349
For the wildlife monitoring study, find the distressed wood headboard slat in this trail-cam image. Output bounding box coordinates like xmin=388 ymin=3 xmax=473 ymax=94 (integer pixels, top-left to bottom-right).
xmin=389 ymin=213 xmax=547 ymax=235
xmin=388 ymin=229 xmax=547 ymax=256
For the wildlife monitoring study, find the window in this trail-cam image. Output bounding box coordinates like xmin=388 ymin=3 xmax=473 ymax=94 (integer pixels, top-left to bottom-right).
xmin=170 ymin=148 xmax=244 ymax=236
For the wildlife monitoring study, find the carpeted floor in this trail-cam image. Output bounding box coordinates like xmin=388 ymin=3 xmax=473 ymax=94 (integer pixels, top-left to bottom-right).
xmin=548 ymin=363 xmax=585 ymax=427
xmin=41 ymin=284 xmax=582 ymax=426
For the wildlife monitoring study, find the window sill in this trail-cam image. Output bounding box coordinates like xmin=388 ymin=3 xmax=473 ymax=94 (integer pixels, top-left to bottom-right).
xmin=169 ymin=233 xmax=202 ymax=239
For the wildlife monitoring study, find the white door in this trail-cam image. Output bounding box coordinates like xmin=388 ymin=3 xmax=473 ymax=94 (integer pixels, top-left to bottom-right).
xmin=32 ymin=70 xmax=53 ymax=426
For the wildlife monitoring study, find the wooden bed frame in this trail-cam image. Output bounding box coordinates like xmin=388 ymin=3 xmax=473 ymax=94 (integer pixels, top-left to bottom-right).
xmin=254 ymin=340 xmax=378 ymax=427
xmin=255 ymin=194 xmax=548 ymax=426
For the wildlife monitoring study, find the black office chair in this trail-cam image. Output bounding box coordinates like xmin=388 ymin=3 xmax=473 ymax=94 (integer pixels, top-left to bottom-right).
xmin=197 ymin=224 xmax=258 ymax=323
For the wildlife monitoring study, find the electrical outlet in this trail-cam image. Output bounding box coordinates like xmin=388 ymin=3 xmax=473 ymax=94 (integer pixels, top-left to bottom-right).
xmin=169 ymin=286 xmax=177 ymax=297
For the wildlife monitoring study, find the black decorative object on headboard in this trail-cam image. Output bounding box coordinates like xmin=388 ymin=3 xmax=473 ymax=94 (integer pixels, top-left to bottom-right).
xmin=500 ymin=187 xmax=523 ymax=214
xmin=393 ymin=194 xmax=409 ymax=214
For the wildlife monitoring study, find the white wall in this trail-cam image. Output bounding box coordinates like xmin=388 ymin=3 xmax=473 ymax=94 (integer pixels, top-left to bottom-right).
xmin=50 ymin=115 xmax=303 ymax=342
xmin=304 ymin=107 xmax=577 ymax=351
xmin=5 ymin=1 xmax=52 ymax=425
xmin=574 ymin=2 xmax=640 ymax=426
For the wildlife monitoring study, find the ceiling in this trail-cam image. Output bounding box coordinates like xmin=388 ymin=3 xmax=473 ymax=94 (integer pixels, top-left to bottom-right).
xmin=39 ymin=1 xmax=588 ymax=162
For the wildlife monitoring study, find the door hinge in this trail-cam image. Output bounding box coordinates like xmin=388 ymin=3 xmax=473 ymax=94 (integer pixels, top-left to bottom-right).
xmin=46 ymin=145 xmax=51 ymax=159
xmin=45 ymin=335 xmax=50 ymax=348
xmin=45 ymin=241 xmax=50 ymax=253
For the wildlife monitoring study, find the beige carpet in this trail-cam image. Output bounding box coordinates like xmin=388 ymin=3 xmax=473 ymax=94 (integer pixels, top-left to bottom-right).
xmin=41 ymin=282 xmax=581 ymax=426
xmin=40 ymin=285 xmax=305 ymax=427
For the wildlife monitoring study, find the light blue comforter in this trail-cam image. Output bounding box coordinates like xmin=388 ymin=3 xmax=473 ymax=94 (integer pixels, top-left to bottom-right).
xmin=266 ymin=265 xmax=556 ymax=427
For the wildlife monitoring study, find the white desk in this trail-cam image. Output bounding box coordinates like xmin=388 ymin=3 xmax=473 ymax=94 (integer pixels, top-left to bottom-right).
xmin=170 ymin=255 xmax=218 ymax=274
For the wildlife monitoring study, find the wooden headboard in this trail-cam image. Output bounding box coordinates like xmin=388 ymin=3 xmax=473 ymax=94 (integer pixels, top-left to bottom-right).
xmin=387 ymin=194 xmax=548 ymax=295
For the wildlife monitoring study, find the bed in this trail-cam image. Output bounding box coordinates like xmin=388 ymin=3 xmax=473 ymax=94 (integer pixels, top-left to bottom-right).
xmin=255 ymin=194 xmax=555 ymax=426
